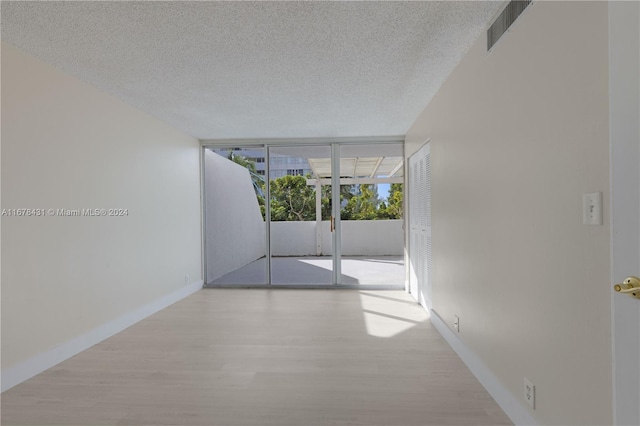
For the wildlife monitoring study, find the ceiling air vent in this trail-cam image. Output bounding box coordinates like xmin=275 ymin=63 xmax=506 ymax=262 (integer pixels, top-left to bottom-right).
xmin=487 ymin=0 xmax=532 ymax=51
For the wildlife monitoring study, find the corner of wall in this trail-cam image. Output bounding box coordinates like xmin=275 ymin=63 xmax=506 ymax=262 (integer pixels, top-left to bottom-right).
xmin=1 ymin=281 xmax=203 ymax=393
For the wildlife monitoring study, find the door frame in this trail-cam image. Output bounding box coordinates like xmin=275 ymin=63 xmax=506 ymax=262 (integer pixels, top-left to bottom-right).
xmin=331 ymin=143 xmax=342 ymax=285
xmin=609 ymin=2 xmax=640 ymax=425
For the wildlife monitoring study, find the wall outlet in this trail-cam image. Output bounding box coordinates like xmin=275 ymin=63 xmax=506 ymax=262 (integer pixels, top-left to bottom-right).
xmin=185 ymin=274 xmax=190 ymax=285
xmin=453 ymin=315 xmax=460 ymax=333
xmin=524 ymin=377 xmax=535 ymax=409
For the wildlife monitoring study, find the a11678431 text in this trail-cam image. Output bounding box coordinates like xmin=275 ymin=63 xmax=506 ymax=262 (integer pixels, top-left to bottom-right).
xmin=1 ymin=208 xmax=129 ymax=217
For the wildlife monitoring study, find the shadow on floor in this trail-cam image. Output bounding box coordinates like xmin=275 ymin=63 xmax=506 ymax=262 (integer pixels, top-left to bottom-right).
xmin=209 ymin=256 xmax=404 ymax=286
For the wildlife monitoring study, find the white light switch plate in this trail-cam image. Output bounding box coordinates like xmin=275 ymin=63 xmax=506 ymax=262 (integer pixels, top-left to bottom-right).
xmin=583 ymin=192 xmax=602 ymax=225
xmin=524 ymin=377 xmax=535 ymax=409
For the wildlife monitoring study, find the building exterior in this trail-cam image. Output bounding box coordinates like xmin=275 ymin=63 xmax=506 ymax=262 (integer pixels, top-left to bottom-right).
xmin=213 ymin=148 xmax=312 ymax=179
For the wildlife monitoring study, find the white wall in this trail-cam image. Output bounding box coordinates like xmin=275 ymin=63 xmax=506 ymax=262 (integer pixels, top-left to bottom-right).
xmin=1 ymin=43 xmax=202 ymax=384
xmin=204 ymin=151 xmax=265 ymax=282
xmin=339 ymin=220 xmax=404 ymax=256
xmin=405 ymin=2 xmax=611 ymax=425
xmin=271 ymin=221 xmax=317 ymax=256
xmin=271 ymin=220 xmax=403 ymax=256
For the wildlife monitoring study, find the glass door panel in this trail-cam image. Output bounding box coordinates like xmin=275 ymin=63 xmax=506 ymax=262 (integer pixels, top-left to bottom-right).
xmin=268 ymin=145 xmax=333 ymax=285
xmin=338 ymin=143 xmax=405 ymax=286
xmin=203 ymin=146 xmax=267 ymax=286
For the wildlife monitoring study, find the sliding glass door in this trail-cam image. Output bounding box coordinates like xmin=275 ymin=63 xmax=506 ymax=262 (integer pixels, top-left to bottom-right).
xmin=203 ymin=146 xmax=267 ymax=285
xmin=338 ymin=143 xmax=405 ymax=286
xmin=268 ymin=145 xmax=334 ymax=285
xmin=203 ymin=141 xmax=405 ymax=287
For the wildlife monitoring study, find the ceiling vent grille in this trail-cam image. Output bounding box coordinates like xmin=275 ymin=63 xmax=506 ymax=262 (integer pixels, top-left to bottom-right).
xmin=487 ymin=0 xmax=532 ymax=51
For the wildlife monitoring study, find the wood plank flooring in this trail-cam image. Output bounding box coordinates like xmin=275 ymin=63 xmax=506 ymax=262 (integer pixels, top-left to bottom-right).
xmin=1 ymin=289 xmax=511 ymax=426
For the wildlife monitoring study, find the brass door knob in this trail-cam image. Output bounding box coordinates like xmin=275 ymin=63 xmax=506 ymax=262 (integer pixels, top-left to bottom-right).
xmin=614 ymin=276 xmax=640 ymax=299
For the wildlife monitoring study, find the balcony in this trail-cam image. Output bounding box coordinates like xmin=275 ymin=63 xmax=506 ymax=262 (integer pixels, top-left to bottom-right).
xmin=210 ymin=219 xmax=404 ymax=286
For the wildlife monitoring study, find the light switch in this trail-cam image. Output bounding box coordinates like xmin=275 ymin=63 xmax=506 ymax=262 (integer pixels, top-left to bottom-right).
xmin=583 ymin=192 xmax=602 ymax=225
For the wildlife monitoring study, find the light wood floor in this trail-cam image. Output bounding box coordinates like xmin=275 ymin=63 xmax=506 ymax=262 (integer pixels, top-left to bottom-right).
xmin=1 ymin=290 xmax=511 ymax=426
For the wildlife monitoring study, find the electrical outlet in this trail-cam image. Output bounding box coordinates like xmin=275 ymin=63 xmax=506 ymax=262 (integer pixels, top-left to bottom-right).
xmin=524 ymin=377 xmax=535 ymax=409
xmin=453 ymin=315 xmax=460 ymax=333
xmin=185 ymin=274 xmax=190 ymax=285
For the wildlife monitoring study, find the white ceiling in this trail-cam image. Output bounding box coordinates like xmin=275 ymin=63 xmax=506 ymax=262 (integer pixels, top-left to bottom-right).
xmin=1 ymin=1 xmax=503 ymax=140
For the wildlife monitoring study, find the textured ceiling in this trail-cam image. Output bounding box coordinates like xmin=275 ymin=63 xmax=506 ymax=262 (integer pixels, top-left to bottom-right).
xmin=1 ymin=1 xmax=503 ymax=140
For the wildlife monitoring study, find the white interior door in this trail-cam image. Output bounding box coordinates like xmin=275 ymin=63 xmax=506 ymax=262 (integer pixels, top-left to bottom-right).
xmin=408 ymin=142 xmax=431 ymax=308
xmin=408 ymin=154 xmax=420 ymax=299
xmin=610 ymin=2 xmax=640 ymax=425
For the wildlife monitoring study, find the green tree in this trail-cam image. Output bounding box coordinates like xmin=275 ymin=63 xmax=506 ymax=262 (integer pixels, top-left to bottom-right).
xmin=226 ymin=151 xmax=256 ymax=173
xmin=222 ymin=150 xmax=265 ymax=200
xmin=341 ymin=184 xmax=380 ymax=220
xmin=320 ymin=184 xmax=354 ymax=220
xmin=377 ymin=183 xmax=403 ymax=219
xmin=269 ymin=175 xmax=316 ymax=221
xmin=260 ymin=175 xmax=402 ymax=222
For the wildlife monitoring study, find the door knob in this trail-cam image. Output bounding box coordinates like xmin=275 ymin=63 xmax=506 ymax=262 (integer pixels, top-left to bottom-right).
xmin=613 ymin=276 xmax=640 ymax=299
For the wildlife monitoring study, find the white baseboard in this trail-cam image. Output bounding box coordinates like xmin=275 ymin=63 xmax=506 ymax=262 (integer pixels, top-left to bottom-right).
xmin=1 ymin=280 xmax=203 ymax=392
xmin=430 ymin=310 xmax=538 ymax=426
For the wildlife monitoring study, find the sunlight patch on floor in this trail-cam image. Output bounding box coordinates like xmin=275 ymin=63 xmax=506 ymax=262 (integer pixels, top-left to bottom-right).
xmin=297 ymin=258 xmax=333 ymax=271
xmin=359 ymin=291 xmax=429 ymax=338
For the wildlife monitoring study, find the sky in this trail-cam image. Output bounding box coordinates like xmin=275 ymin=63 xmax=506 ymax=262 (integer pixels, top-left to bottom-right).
xmin=378 ymin=183 xmax=390 ymax=202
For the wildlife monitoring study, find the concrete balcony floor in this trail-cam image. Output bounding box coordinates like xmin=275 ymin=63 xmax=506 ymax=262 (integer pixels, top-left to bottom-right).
xmin=209 ymin=256 xmax=404 ymax=287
